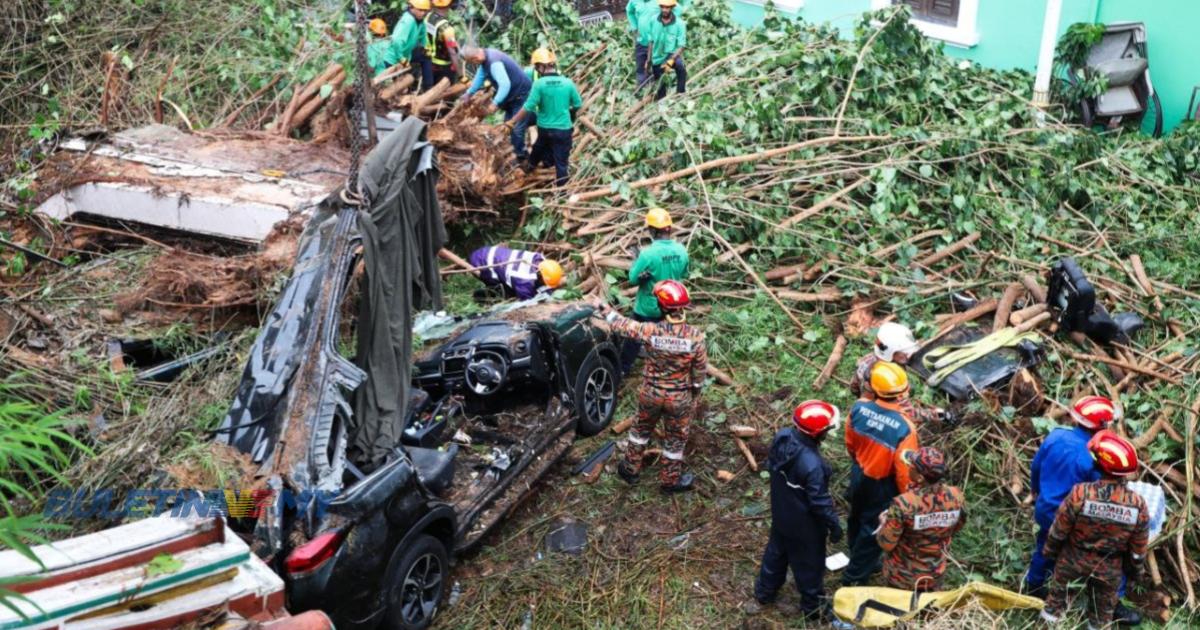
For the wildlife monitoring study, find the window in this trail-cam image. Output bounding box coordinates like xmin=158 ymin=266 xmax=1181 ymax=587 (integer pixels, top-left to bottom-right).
xmin=872 ymin=0 xmax=979 ymax=48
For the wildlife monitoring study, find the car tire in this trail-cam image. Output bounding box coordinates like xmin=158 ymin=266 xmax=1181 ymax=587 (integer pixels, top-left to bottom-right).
xmin=574 ymin=353 xmax=618 ymax=437
xmin=381 ymin=534 xmax=448 ymax=630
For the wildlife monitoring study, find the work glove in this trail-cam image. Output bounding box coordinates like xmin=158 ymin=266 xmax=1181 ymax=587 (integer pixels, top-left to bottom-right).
xmin=637 ymin=271 xmax=653 ymax=285
xmin=829 ymin=523 xmax=844 ymax=544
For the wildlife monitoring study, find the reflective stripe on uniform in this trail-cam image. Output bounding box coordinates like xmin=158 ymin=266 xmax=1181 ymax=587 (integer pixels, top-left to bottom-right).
xmin=628 ymin=434 xmax=650 ymax=445
xmin=663 ymin=449 xmax=684 ymax=461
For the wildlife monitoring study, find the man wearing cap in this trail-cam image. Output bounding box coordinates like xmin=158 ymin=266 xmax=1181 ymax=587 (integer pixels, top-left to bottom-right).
xmin=1026 ymin=395 xmax=1142 ymax=625
xmin=849 ymin=322 xmax=952 ymax=427
xmin=619 ymin=207 xmax=689 ymax=376
xmin=877 ymin=447 xmax=966 ymax=591
xmin=843 ymin=361 xmax=921 ymax=586
xmin=467 ymin=244 xmax=563 ymax=301
xmin=750 ymin=400 xmax=844 ymax=619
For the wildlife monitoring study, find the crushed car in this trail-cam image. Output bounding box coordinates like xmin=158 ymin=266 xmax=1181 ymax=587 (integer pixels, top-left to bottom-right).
xmin=216 ymin=118 xmax=621 ymax=630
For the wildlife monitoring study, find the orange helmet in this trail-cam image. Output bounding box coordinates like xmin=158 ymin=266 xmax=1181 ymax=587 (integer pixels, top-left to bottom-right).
xmin=870 ymin=361 xmax=909 ymax=399
xmin=1071 ymin=395 xmax=1117 ymax=430
xmin=653 ymin=279 xmax=690 ymax=311
xmin=538 ymin=259 xmax=564 ymax=289
xmin=1088 ymin=430 xmax=1138 ymax=477
xmin=368 ymin=18 xmax=388 ymax=36
xmin=793 ymin=400 xmax=840 ymax=438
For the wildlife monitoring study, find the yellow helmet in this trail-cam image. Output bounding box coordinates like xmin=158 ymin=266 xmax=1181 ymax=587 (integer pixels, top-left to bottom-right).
xmin=530 ymin=47 xmax=556 ymax=65
xmin=870 ymin=361 xmax=910 ymax=399
xmin=538 ymin=259 xmax=564 ymax=289
xmin=409 ymin=0 xmax=432 ymax=10
xmin=659 ymin=0 xmax=678 ymax=6
xmin=432 ymin=0 xmax=453 ymax=6
xmin=368 ymin=18 xmax=388 ymax=36
xmin=645 ymin=207 xmax=672 ymax=229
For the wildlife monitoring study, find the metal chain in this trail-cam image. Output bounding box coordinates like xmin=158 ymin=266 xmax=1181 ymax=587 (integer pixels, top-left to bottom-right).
xmin=345 ymin=0 xmax=371 ymax=203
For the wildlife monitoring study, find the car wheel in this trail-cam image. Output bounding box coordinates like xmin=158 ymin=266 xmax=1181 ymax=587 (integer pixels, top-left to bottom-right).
xmin=574 ymin=353 xmax=617 ymax=436
xmin=382 ymin=534 xmax=448 ymax=630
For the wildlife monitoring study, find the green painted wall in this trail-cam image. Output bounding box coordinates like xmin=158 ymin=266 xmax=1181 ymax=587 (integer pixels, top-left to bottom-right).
xmin=728 ymin=0 xmax=1200 ymax=132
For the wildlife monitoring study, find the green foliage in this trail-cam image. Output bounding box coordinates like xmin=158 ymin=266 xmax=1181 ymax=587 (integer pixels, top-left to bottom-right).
xmin=1055 ymin=22 xmax=1107 ymax=69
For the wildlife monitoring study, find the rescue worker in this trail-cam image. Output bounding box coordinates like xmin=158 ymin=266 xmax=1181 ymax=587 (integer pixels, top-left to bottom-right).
xmin=1026 ymin=395 xmax=1142 ymax=625
xmin=626 ymin=0 xmax=658 ymax=88
xmin=843 ymin=361 xmax=920 ymax=586
xmin=463 ymin=46 xmax=535 ymax=161
xmin=366 ymin=18 xmax=392 ymax=76
xmin=594 ymin=280 xmax=706 ymax=492
xmin=387 ymin=0 xmax=433 ymax=89
xmin=618 ymin=208 xmax=689 ymax=376
xmin=425 ymin=0 xmax=460 ymax=86
xmin=750 ymin=400 xmax=844 ymax=620
xmin=848 ymin=322 xmax=953 ymax=427
xmin=1040 ymin=431 xmax=1148 ymax=630
xmin=877 ymin=447 xmax=966 ymax=592
xmin=505 ymin=48 xmax=581 ymax=186
xmin=645 ymin=0 xmax=687 ymax=100
xmin=467 ymin=244 xmax=564 ymax=301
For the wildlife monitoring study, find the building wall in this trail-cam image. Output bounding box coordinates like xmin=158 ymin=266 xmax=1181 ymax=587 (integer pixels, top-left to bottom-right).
xmin=728 ymin=0 xmax=1200 ymax=132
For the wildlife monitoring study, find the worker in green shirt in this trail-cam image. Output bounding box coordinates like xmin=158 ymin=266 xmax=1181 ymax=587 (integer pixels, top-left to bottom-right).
xmin=367 ymin=18 xmax=392 ymax=75
xmin=646 ymin=0 xmax=687 ymax=100
xmin=619 ymin=207 xmax=690 ymax=375
xmin=386 ymin=0 xmax=433 ymax=89
xmin=626 ymin=0 xmax=657 ymax=88
xmin=506 ymin=48 xmax=581 ymax=187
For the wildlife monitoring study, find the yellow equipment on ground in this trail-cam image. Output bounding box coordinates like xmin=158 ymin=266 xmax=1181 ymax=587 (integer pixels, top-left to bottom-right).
xmin=832 ymin=582 xmax=1043 ymax=628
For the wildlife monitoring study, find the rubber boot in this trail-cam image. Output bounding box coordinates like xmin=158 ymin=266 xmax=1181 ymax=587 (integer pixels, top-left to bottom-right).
xmin=1114 ymin=602 xmax=1142 ymax=626
xmin=660 ymin=472 xmax=694 ymax=493
xmin=616 ymin=461 xmax=640 ymax=485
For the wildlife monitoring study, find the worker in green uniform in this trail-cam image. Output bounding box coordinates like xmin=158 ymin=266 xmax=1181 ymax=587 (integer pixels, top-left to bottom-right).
xmin=646 ymin=0 xmax=687 ymax=100
xmin=505 ymin=48 xmax=582 ymax=187
xmin=619 ymin=207 xmax=690 ymax=375
xmin=367 ymin=18 xmax=392 ymax=75
xmin=425 ymin=0 xmax=460 ymax=86
xmin=386 ymin=0 xmax=433 ymax=89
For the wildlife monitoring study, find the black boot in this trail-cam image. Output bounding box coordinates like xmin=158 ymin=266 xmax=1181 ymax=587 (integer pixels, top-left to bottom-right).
xmin=616 ymin=461 xmax=640 ymax=485
xmin=1113 ymin=602 xmax=1142 ymax=626
xmin=660 ymin=472 xmax=695 ymax=493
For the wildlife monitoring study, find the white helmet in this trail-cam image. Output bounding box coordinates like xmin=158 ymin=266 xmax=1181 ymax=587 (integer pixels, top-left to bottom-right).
xmin=874 ymin=322 xmax=920 ymax=362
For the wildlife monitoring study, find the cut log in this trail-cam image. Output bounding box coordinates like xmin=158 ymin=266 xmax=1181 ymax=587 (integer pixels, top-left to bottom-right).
xmin=765 ymin=264 xmax=807 ymax=282
xmin=706 ymin=364 xmax=735 ymax=387
xmin=1013 ymin=311 xmax=1052 ymax=333
xmin=734 ymin=437 xmax=758 ymax=472
xmin=1009 ymin=302 xmax=1047 ymax=326
xmin=728 ymin=425 xmax=759 ymax=438
xmin=813 ymin=335 xmax=848 ymax=390
xmin=1020 ymin=273 xmax=1047 ymax=303
xmin=611 ymin=417 xmax=635 ymax=434
xmin=1066 ymin=352 xmax=1182 ymax=385
xmin=776 ymin=289 xmax=842 ymax=303
xmin=935 ymin=298 xmax=998 ymax=332
xmin=913 ymin=232 xmax=980 ymax=268
xmin=716 ymin=470 xmax=736 ymax=483
xmin=279 ymin=63 xmax=342 ymax=136
xmin=993 ymin=283 xmax=1023 ymax=331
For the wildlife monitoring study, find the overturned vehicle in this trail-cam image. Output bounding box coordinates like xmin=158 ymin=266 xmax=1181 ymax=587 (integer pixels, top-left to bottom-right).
xmin=216 ymin=120 xmax=620 ymax=630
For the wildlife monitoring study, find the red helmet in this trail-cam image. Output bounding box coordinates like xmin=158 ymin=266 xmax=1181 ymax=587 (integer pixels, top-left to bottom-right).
xmin=1071 ymin=395 xmax=1117 ymax=430
xmin=1088 ymin=430 xmax=1138 ymax=477
xmin=792 ymin=400 xmax=840 ymax=437
xmin=653 ymin=280 xmax=690 ymax=311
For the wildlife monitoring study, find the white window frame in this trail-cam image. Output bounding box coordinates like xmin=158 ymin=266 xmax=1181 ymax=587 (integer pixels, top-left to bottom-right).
xmin=871 ymin=0 xmax=980 ymax=48
xmin=739 ymin=0 xmax=805 ymax=15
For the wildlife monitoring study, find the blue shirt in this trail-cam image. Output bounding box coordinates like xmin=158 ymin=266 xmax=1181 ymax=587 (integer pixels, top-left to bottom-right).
xmin=1030 ymin=426 xmax=1101 ymax=527
xmin=465 ymin=49 xmax=531 ymax=107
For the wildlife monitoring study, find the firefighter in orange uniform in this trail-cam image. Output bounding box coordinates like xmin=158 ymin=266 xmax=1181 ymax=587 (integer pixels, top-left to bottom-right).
xmin=877 ymin=446 xmax=966 ymax=591
xmin=594 ymin=280 xmax=706 ymax=492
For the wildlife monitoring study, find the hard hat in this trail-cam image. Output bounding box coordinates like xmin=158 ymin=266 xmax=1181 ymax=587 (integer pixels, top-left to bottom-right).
xmin=869 ymin=361 xmax=910 ymax=399
xmin=369 ymin=18 xmax=388 ymax=36
xmin=1071 ymin=395 xmax=1117 ymax=430
xmin=659 ymin=0 xmax=678 ymax=6
xmin=903 ymin=447 xmax=947 ymax=482
xmin=1088 ymin=430 xmax=1138 ymax=477
xmin=874 ymin=322 xmax=920 ymax=362
xmin=792 ymin=400 xmax=840 ymax=438
xmin=409 ymin=0 xmax=432 ymax=10
xmin=530 ymin=47 xmax=556 ymax=65
xmin=645 ymin=207 xmax=672 ymax=229
xmin=538 ymin=259 xmax=564 ymax=289
xmin=432 ymin=0 xmax=453 ymax=6
xmin=653 ymin=279 xmax=690 ymax=311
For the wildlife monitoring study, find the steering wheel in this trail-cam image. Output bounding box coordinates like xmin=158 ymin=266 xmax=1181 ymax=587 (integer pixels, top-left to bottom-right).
xmin=464 ymin=350 xmax=508 ymax=396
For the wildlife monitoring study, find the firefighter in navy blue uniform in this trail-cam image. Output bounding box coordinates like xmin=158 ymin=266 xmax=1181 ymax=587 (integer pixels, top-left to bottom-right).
xmin=751 ymin=400 xmax=844 ymax=619
xmin=842 ymin=361 xmax=920 ymax=586
xmin=1041 ymin=431 xmax=1149 ymax=629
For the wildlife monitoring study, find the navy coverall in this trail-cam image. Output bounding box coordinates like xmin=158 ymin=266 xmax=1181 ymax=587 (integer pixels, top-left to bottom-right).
xmin=755 ymin=427 xmax=842 ymax=614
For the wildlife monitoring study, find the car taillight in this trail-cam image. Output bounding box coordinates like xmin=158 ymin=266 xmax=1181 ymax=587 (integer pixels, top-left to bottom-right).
xmin=285 ymin=529 xmax=345 ymax=575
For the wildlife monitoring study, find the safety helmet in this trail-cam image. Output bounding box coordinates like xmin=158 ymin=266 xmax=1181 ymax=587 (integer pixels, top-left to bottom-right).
xmin=368 ymin=18 xmax=388 ymax=36
xmin=792 ymin=400 xmax=840 ymax=438
xmin=653 ymin=279 xmax=690 ymax=311
xmin=538 ymin=259 xmax=564 ymax=289
xmin=874 ymin=322 xmax=920 ymax=362
xmin=409 ymin=0 xmax=432 ymax=10
xmin=1088 ymin=430 xmax=1138 ymax=477
xmin=1071 ymin=395 xmax=1118 ymax=431
xmin=659 ymin=0 xmax=678 ymax=6
xmin=432 ymin=0 xmax=453 ymax=6
xmin=530 ymin=47 xmax=556 ymax=65
xmin=645 ymin=207 xmax=673 ymax=229
xmin=903 ymin=447 xmax=947 ymax=482
xmin=870 ymin=361 xmax=910 ymax=399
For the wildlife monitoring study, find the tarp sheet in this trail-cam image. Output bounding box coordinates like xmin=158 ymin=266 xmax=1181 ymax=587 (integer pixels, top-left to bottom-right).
xmin=833 ymin=582 xmax=1043 ymax=628
xmin=349 ymin=117 xmax=447 ymax=466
